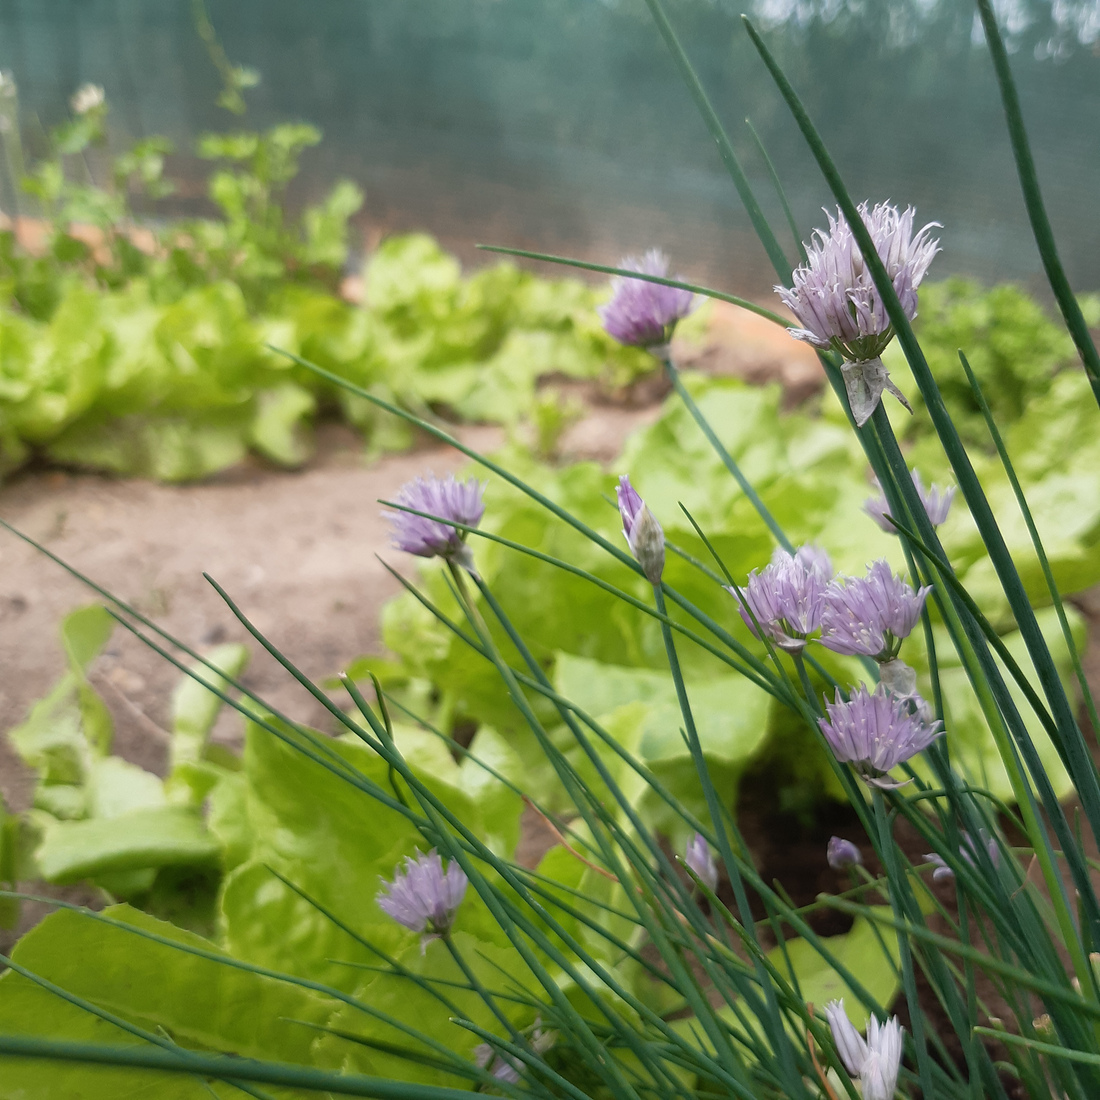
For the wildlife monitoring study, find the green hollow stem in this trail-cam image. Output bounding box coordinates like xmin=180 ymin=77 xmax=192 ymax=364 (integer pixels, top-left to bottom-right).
xmin=934 ymin=587 xmax=1093 ymax=992
xmin=743 ymin=8 xmax=1100 ymax=879
xmin=957 ymin=349 xmax=1100 ymax=741
xmin=791 ymin=650 xmax=823 ymax=717
xmin=0 ymin=953 xmax=275 ymax=1100
xmin=872 ymin=792 xmax=935 ymax=1095
xmin=661 ymin=354 xmax=793 ymax=553
xmin=744 ymin=116 xmax=804 ymax=263
xmin=973 ymin=0 xmax=1100 ymax=405
xmin=0 ymin=1033 xmax=480 ymax=1098
xmin=652 ymin=584 xmax=806 ymax=1097
xmin=639 ymin=0 xmax=791 ymax=281
xmin=460 ymin=571 xmax=768 ymax=1093
xmin=442 ymin=935 xmax=520 ymax=1042
xmin=437 ymin=570 xmax=710 ymax=1099
xmin=476 ymin=245 xmax=790 ymax=326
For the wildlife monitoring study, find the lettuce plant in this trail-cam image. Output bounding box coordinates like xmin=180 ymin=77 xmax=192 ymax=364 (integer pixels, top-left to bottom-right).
xmin=1 ymin=2 xmax=1100 ymax=1099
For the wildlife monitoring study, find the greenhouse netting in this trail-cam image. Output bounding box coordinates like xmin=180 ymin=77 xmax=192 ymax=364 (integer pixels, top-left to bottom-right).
xmin=1 ymin=0 xmax=1098 ymax=295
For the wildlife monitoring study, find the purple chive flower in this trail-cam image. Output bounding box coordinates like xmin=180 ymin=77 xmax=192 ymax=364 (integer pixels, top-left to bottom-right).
xmin=616 ymin=475 xmax=665 ymax=584
xmin=820 ymin=560 xmax=931 ymax=661
xmin=865 ymin=471 xmax=956 ymax=533
xmin=474 ymin=1022 xmax=555 ymax=1086
xmin=819 ymin=684 xmax=942 ymax=788
xmin=789 ymin=542 xmax=833 ymax=578
xmin=728 ymin=547 xmax=830 ymax=654
xmin=598 ymin=250 xmax=697 ymax=349
xmin=925 ymin=831 xmax=1000 ymax=884
xmin=776 ymin=201 xmax=939 ymax=427
xmin=474 ymin=1045 xmax=522 ymax=1086
xmin=685 ymin=832 xmax=718 ymax=891
xmin=827 ymin=836 xmax=863 ymax=871
xmin=778 ymin=202 xmax=940 ymax=357
xmin=824 ymin=1000 xmax=904 ymax=1100
xmin=386 ymin=474 xmax=485 ymax=574
xmin=377 ymin=850 xmax=468 ymax=943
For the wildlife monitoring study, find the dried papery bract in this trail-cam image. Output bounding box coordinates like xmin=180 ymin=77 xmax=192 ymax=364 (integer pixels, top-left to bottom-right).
xmin=865 ymin=470 xmax=956 ymax=533
xmin=616 ymin=474 xmax=665 ymax=584
xmin=777 ymin=201 xmax=940 ymax=426
xmin=819 ymin=684 xmax=942 ymax=788
xmin=377 ymin=850 xmax=469 ymax=948
xmin=385 ymin=474 xmax=486 ymax=575
xmin=598 ymin=249 xmax=697 ymax=349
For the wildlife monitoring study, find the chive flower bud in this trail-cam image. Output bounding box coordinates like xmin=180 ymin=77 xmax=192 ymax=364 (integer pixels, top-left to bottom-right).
xmin=684 ymin=832 xmax=718 ymax=891
xmin=474 ymin=1022 xmax=555 ymax=1086
xmin=377 ymin=850 xmax=468 ymax=945
xmin=386 ymin=474 xmax=485 ymax=574
xmin=827 ymin=836 xmax=863 ymax=870
xmin=819 ymin=684 xmax=942 ymax=788
xmin=776 ymin=201 xmax=939 ymax=426
xmin=865 ymin=470 xmax=956 ymax=532
xmin=598 ymin=250 xmax=697 ymax=349
xmin=924 ymin=830 xmax=1000 ymax=883
xmin=824 ymin=999 xmax=904 ymax=1100
xmin=616 ymin=475 xmax=665 ymax=584
xmin=819 ymin=560 xmax=930 ymax=661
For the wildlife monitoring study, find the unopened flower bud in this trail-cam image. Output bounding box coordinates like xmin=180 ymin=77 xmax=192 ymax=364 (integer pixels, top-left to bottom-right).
xmin=827 ymin=836 xmax=863 ymax=870
xmin=684 ymin=832 xmax=718 ymax=891
xmin=616 ymin=475 xmax=665 ymax=584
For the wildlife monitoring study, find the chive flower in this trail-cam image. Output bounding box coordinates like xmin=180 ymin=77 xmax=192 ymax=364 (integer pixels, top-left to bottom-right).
xmin=616 ymin=475 xmax=665 ymax=585
xmin=377 ymin=850 xmax=468 ymax=944
xmin=598 ymin=250 xmax=697 ymax=349
xmin=684 ymin=832 xmax=718 ymax=891
xmin=819 ymin=560 xmax=930 ymax=661
xmin=729 ymin=546 xmax=831 ymax=654
xmin=865 ymin=471 xmax=956 ymax=533
xmin=819 ymin=684 xmax=942 ymax=788
xmin=790 ymin=542 xmax=833 ymax=578
xmin=474 ymin=1022 xmax=555 ymax=1086
xmin=386 ymin=474 xmax=485 ymax=574
xmin=827 ymin=836 xmax=863 ymax=870
xmin=776 ymin=201 xmax=939 ymax=427
xmin=474 ymin=1045 xmax=522 ymax=1086
xmin=824 ymin=1000 xmax=904 ymax=1100
xmin=925 ymin=831 xmax=1000 ymax=884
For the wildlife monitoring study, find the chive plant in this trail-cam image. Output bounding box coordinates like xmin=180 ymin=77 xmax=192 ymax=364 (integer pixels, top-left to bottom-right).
xmin=2 ymin=2 xmax=1099 ymax=1098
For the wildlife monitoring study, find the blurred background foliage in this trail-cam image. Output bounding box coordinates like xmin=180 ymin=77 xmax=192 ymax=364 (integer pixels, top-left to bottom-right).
xmin=2 ymin=0 xmax=1100 ymax=981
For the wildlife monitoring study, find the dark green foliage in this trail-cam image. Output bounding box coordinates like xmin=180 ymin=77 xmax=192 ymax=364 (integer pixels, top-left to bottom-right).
xmin=904 ymin=277 xmax=1079 ymax=446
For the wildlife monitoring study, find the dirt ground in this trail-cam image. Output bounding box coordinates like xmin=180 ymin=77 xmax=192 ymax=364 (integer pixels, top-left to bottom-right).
xmin=0 ymin=303 xmax=821 ymax=818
